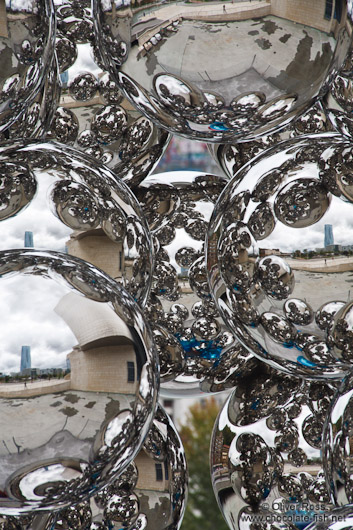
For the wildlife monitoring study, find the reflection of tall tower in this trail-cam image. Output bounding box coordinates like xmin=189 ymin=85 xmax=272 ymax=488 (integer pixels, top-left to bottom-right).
xmin=20 ymin=346 xmax=31 ymax=372
xmin=24 ymin=231 xmax=34 ymax=248
xmin=324 ymin=224 xmax=334 ymax=247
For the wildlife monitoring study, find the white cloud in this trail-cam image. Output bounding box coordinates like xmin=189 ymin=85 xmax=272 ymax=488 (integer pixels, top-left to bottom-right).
xmin=0 ymin=274 xmax=77 ymax=374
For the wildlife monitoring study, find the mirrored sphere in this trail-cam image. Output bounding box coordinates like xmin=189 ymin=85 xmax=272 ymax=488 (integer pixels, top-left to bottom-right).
xmin=93 ymin=0 xmax=353 ymax=142
xmin=0 ymin=249 xmax=158 ymax=515
xmin=208 ymin=102 xmax=333 ymax=180
xmin=0 ymin=0 xmax=56 ymax=135
xmin=322 ymin=373 xmax=353 ymax=506
xmin=207 ymin=133 xmax=353 ymax=379
xmin=211 ymin=359 xmax=335 ymax=530
xmin=0 ymin=56 xmax=60 ymax=142
xmin=87 ymin=404 xmax=187 ymax=529
xmin=135 ymin=171 xmax=255 ymax=397
xmin=48 ymin=0 xmax=170 ymax=187
xmin=0 ymin=140 xmax=153 ymax=305
xmin=50 ymin=503 xmax=92 ymax=529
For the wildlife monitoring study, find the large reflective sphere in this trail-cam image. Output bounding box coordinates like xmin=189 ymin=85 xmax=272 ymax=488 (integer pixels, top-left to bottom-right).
xmin=211 ymin=360 xmax=335 ymax=530
xmin=93 ymin=0 xmax=353 ymax=143
xmin=208 ymin=102 xmax=333 ymax=180
xmin=88 ymin=404 xmax=187 ymax=529
xmin=0 ymin=140 xmax=153 ymax=305
xmin=0 ymin=0 xmax=56 ymax=135
xmin=207 ymin=134 xmax=353 ymax=379
xmin=0 ymin=250 xmax=158 ymax=515
xmin=323 ymin=373 xmax=353 ymax=506
xmin=49 ymin=0 xmax=170 ymax=187
xmin=135 ymin=171 xmax=255 ymax=397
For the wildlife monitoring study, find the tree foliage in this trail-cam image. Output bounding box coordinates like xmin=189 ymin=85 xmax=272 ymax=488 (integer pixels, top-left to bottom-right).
xmin=179 ymin=398 xmax=229 ymax=530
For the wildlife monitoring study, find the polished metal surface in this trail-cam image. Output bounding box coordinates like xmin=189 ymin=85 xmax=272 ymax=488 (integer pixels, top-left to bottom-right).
xmin=208 ymin=102 xmax=333 ymax=180
xmin=0 ymin=250 xmax=158 ymax=515
xmin=0 ymin=0 xmax=56 ymax=135
xmin=135 ymin=171 xmax=255 ymax=397
xmin=0 ymin=139 xmax=153 ymax=305
xmin=93 ymin=0 xmax=353 ymax=142
xmin=323 ymin=374 xmax=353 ymax=506
xmin=35 ymin=404 xmax=187 ymax=528
xmin=49 ymin=0 xmax=170 ymax=187
xmin=207 ymin=133 xmax=353 ymax=379
xmin=89 ymin=404 xmax=187 ymax=529
xmin=0 ymin=55 xmax=60 ymax=142
xmin=211 ymin=359 xmax=335 ymax=530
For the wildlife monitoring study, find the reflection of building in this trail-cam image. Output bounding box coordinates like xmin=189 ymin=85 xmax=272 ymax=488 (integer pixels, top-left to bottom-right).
xmin=67 ymin=230 xmax=124 ymax=281
xmin=55 ymin=293 xmax=139 ymax=394
xmin=324 ymin=224 xmax=334 ymax=247
xmin=20 ymin=345 xmax=31 ymax=372
xmin=60 ymin=70 xmax=68 ymax=89
xmin=135 ymin=452 xmax=170 ymax=492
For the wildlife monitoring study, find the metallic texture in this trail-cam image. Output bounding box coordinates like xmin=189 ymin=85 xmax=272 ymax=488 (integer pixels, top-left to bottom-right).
xmin=0 ymin=249 xmax=158 ymax=515
xmin=136 ymin=171 xmax=255 ymax=397
xmin=0 ymin=140 xmax=153 ymax=305
xmin=93 ymin=0 xmax=353 ymax=142
xmin=39 ymin=405 xmax=188 ymax=528
xmin=0 ymin=0 xmax=56 ymax=135
xmin=89 ymin=405 xmax=187 ymax=529
xmin=207 ymin=133 xmax=353 ymax=379
xmin=323 ymin=374 xmax=353 ymax=506
xmin=208 ymin=102 xmax=333 ymax=180
xmin=49 ymin=0 xmax=170 ymax=187
xmin=210 ymin=359 xmax=335 ymax=530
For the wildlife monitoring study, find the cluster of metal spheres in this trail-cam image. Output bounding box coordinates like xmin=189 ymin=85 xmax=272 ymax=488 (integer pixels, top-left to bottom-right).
xmin=2 ymin=0 xmax=353 ymax=529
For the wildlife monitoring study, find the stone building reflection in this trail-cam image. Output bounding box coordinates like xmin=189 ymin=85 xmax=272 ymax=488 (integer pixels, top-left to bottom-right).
xmin=66 ymin=229 xmax=124 ymax=283
xmin=56 ymin=293 xmax=140 ymax=396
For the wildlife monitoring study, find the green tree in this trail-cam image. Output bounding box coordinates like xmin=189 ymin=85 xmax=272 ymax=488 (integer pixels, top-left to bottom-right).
xmin=179 ymin=398 xmax=229 ymax=530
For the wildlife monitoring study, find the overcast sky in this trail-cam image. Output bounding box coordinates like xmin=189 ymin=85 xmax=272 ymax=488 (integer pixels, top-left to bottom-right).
xmin=0 ymin=273 xmax=76 ymax=374
xmin=0 ymin=171 xmax=71 ymax=252
xmin=216 ymin=143 xmax=353 ymax=253
xmin=68 ymin=44 xmax=101 ymax=84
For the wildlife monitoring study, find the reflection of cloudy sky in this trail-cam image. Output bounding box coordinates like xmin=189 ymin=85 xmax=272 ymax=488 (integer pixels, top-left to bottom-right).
xmin=224 ymin=145 xmax=353 ymax=253
xmin=0 ymin=274 xmax=77 ymax=374
xmin=8 ymin=0 xmax=35 ymax=11
xmin=0 ymin=171 xmax=71 ymax=252
xmin=67 ymin=44 xmax=101 ymax=83
xmin=263 ymin=196 xmax=353 ymax=252
xmin=164 ymin=228 xmax=203 ymax=272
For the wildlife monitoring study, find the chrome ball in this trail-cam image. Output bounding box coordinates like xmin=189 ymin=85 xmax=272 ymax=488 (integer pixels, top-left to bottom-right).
xmin=49 ymin=0 xmax=170 ymax=187
xmin=136 ymin=171 xmax=254 ymax=397
xmin=207 ymin=134 xmax=353 ymax=379
xmin=93 ymin=0 xmax=353 ymax=142
xmin=211 ymin=360 xmax=335 ymax=530
xmin=91 ymin=405 xmax=188 ymax=530
xmin=0 ymin=140 xmax=153 ymax=305
xmin=0 ymin=0 xmax=56 ymax=135
xmin=0 ymin=249 xmax=158 ymax=514
xmin=323 ymin=373 xmax=353 ymax=506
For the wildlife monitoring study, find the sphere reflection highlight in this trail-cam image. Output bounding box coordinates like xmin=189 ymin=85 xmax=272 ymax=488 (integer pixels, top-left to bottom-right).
xmin=94 ymin=0 xmax=353 ymax=142
xmin=0 ymin=250 xmax=158 ymax=515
